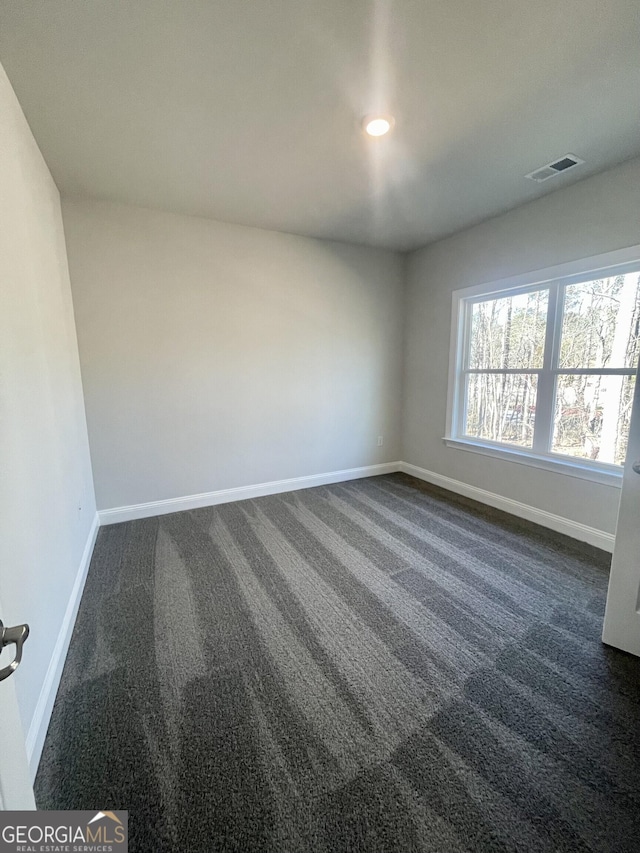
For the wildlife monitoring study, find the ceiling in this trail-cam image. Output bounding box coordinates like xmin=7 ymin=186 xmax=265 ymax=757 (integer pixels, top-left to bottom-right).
xmin=0 ymin=1 xmax=638 ymax=251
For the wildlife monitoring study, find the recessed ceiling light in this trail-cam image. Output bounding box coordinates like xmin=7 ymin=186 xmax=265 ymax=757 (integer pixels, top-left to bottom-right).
xmin=363 ymin=115 xmax=394 ymax=137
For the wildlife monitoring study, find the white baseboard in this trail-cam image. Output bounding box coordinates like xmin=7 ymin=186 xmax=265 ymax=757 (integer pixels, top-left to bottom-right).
xmin=25 ymin=512 xmax=100 ymax=781
xmin=399 ymin=462 xmax=615 ymax=553
xmin=98 ymin=460 xmax=615 ymax=551
xmin=98 ymin=462 xmax=403 ymax=525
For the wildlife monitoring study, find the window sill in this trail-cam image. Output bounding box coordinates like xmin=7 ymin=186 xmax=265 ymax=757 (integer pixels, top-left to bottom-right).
xmin=442 ymin=436 xmax=623 ymax=488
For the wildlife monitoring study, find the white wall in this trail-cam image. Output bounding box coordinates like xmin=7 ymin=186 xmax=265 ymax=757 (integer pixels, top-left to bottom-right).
xmin=403 ymin=156 xmax=640 ymax=537
xmin=0 ymin=64 xmax=96 ymax=749
xmin=63 ymin=199 xmax=404 ymax=511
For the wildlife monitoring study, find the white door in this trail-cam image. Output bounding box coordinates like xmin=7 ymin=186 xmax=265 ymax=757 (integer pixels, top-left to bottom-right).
xmin=0 ymin=595 xmax=35 ymax=810
xmin=602 ymin=365 xmax=640 ymax=656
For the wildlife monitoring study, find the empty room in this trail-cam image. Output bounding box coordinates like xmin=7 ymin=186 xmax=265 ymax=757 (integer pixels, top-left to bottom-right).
xmin=1 ymin=2 xmax=640 ymax=851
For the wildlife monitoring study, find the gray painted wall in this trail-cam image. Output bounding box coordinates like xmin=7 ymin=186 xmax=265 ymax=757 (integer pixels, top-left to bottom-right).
xmin=402 ymin=156 xmax=640 ymax=535
xmin=0 ymin=64 xmax=96 ymax=734
xmin=63 ymin=199 xmax=405 ymax=510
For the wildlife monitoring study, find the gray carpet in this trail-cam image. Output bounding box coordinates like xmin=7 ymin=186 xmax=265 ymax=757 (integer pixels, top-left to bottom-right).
xmin=36 ymin=473 xmax=640 ymax=852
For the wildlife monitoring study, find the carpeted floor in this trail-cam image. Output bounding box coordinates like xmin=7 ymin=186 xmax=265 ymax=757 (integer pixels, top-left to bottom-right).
xmin=36 ymin=473 xmax=640 ymax=852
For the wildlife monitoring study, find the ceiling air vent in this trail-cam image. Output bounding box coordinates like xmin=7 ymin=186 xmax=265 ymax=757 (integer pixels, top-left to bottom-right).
xmin=525 ymin=154 xmax=584 ymax=183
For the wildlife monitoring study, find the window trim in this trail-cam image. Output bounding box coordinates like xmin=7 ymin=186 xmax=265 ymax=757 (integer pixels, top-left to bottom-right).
xmin=445 ymin=244 xmax=640 ymax=487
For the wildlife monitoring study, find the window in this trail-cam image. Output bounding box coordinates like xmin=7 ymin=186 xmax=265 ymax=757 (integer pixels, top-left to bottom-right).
xmin=446 ymin=251 xmax=640 ymax=482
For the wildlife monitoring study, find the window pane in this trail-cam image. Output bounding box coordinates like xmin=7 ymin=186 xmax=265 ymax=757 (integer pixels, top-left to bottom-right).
xmin=552 ymin=373 xmax=636 ymax=465
xmin=469 ymin=289 xmax=548 ymax=370
xmin=465 ymin=373 xmax=537 ymax=448
xmin=559 ymin=272 xmax=640 ymax=369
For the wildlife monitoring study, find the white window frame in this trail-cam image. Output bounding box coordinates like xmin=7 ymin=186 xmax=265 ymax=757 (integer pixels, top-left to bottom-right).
xmin=445 ymin=245 xmax=640 ymax=488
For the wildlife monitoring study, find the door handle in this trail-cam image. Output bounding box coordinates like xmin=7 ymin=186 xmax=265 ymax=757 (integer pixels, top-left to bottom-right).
xmin=633 ymin=461 xmax=640 ymax=475
xmin=0 ymin=619 xmax=29 ymax=682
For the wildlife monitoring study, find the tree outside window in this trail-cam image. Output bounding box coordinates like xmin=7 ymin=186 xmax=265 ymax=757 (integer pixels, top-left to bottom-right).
xmin=456 ymin=269 xmax=640 ymax=467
